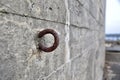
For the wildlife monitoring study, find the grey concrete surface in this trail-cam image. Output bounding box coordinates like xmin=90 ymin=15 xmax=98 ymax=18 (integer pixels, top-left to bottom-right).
xmin=0 ymin=0 xmax=106 ymax=80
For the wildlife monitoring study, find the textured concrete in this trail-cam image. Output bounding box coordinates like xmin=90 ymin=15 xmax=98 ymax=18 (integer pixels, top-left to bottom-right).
xmin=0 ymin=0 xmax=106 ymax=80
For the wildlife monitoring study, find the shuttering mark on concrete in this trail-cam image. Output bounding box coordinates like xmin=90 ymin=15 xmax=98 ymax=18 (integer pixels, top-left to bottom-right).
xmin=0 ymin=10 xmax=94 ymax=31
xmin=65 ymin=0 xmax=70 ymax=63
xmin=0 ymin=10 xmax=66 ymax=25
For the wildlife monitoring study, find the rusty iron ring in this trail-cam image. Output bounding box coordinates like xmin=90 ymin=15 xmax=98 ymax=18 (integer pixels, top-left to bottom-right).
xmin=38 ymin=29 xmax=59 ymax=52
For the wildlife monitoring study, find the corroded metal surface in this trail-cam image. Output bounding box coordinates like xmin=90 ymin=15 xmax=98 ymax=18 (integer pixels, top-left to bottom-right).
xmin=38 ymin=29 xmax=59 ymax=52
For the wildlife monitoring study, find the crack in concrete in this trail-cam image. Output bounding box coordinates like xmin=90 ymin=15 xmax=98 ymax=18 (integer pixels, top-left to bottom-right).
xmin=0 ymin=10 xmax=66 ymax=25
xmin=0 ymin=10 xmax=93 ymax=31
xmin=71 ymin=24 xmax=91 ymax=30
xmin=43 ymin=44 xmax=93 ymax=80
xmin=71 ymin=24 xmax=102 ymax=32
xmin=0 ymin=0 xmax=104 ymax=30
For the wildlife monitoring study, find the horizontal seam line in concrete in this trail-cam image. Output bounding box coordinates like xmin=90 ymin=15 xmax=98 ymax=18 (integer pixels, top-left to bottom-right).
xmin=0 ymin=0 xmax=105 ymax=26
xmin=0 ymin=4 xmax=104 ymax=32
xmin=0 ymin=10 xmax=94 ymax=31
xmin=0 ymin=2 xmax=104 ymax=30
xmin=0 ymin=1 xmax=104 ymax=28
xmin=0 ymin=10 xmax=66 ymax=25
xmin=70 ymin=24 xmax=103 ymax=32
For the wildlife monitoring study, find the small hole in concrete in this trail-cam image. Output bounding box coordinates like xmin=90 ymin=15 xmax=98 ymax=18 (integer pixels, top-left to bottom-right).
xmin=57 ymin=7 xmax=60 ymax=9
xmin=49 ymin=7 xmax=52 ymax=10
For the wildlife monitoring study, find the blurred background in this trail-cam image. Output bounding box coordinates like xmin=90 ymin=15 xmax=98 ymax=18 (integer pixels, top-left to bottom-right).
xmin=105 ymin=0 xmax=120 ymax=80
xmin=106 ymin=0 xmax=120 ymax=34
xmin=105 ymin=0 xmax=120 ymax=42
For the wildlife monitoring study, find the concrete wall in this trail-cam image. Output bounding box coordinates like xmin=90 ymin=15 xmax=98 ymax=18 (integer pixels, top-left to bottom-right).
xmin=0 ymin=0 xmax=106 ymax=80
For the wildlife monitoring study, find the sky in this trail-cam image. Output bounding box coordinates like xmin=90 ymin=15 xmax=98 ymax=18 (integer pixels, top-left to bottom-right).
xmin=105 ymin=0 xmax=120 ymax=34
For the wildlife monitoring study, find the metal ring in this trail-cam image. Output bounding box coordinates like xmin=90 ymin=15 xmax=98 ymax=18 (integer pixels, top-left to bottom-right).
xmin=38 ymin=29 xmax=59 ymax=52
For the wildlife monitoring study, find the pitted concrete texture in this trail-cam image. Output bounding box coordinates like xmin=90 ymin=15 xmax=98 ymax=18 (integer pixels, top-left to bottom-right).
xmin=0 ymin=0 xmax=106 ymax=80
